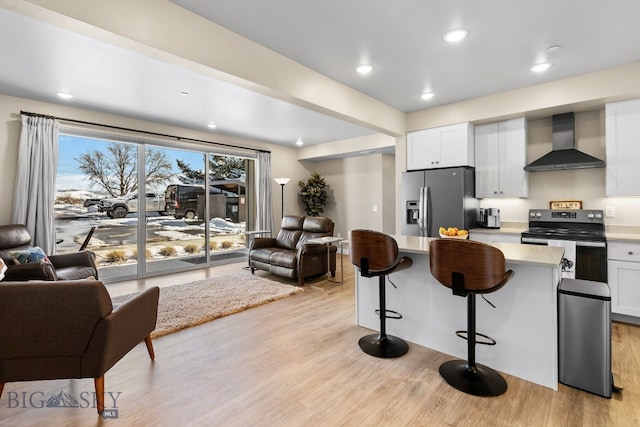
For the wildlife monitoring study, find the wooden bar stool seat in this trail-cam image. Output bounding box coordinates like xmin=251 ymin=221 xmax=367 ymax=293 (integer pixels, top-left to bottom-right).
xmin=429 ymin=238 xmax=514 ymax=397
xmin=349 ymin=230 xmax=413 ymax=358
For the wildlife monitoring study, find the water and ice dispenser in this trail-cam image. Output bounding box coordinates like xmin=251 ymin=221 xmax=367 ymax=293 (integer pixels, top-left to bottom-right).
xmin=406 ymin=201 xmax=419 ymax=225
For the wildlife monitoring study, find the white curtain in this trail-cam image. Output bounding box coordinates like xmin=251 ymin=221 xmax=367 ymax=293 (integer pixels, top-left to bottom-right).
xmin=255 ymin=152 xmax=273 ymax=234
xmin=12 ymin=114 xmax=59 ymax=254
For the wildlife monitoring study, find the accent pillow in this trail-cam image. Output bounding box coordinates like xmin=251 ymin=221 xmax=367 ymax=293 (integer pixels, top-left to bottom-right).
xmin=10 ymin=246 xmax=51 ymax=265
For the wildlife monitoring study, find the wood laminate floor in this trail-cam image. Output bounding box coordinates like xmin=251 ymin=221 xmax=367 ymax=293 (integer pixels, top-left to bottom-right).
xmin=1 ymin=256 xmax=640 ymax=426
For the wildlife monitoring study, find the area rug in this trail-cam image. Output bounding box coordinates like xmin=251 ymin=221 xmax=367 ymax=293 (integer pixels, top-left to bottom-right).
xmin=112 ymin=273 xmax=303 ymax=338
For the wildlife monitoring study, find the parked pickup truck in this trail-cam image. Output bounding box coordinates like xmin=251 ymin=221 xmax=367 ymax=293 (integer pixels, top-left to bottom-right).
xmin=99 ymin=192 xmax=166 ymax=219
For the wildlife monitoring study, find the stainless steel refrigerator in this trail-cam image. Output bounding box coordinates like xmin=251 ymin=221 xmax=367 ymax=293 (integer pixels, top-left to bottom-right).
xmin=401 ymin=167 xmax=478 ymax=237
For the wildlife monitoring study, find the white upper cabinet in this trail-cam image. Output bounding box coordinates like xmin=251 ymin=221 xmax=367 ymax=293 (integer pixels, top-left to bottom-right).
xmin=606 ymin=98 xmax=640 ymax=196
xmin=406 ymin=122 xmax=474 ymax=170
xmin=475 ymin=117 xmax=528 ymax=198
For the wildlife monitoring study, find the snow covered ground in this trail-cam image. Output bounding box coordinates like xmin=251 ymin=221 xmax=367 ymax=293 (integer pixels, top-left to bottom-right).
xmin=55 ymin=191 xmax=247 ymax=267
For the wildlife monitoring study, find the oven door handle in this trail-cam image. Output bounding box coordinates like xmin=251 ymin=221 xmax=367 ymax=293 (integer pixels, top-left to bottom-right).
xmin=521 ymin=238 xmax=606 ymax=248
xmin=575 ymin=241 xmax=607 ymax=248
xmin=521 ymin=238 xmax=549 ymax=245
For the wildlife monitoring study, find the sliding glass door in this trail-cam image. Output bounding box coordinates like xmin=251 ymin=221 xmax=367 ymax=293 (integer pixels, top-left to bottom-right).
xmin=55 ymin=131 xmax=256 ymax=282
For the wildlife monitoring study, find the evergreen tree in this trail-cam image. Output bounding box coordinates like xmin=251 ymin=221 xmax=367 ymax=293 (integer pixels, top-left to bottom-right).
xmin=175 ymin=155 xmax=246 ymax=184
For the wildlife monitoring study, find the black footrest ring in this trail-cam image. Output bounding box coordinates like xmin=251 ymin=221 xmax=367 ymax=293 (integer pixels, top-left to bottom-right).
xmin=455 ymin=330 xmax=497 ymax=346
xmin=374 ymin=309 xmax=403 ymax=320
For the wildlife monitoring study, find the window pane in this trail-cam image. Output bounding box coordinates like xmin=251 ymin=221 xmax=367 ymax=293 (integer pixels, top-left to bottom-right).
xmin=145 ymin=147 xmax=208 ymax=275
xmin=208 ymin=154 xmax=249 ymax=265
xmin=55 ymin=135 xmax=139 ymax=282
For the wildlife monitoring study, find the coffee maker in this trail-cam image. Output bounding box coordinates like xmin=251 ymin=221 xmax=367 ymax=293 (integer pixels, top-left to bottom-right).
xmin=478 ymin=208 xmax=501 ymax=229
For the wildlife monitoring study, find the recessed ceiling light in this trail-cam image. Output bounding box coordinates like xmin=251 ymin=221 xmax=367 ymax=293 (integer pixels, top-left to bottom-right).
xmin=530 ymin=62 xmax=552 ymax=73
xmin=547 ymin=45 xmax=561 ymax=53
xmin=443 ymin=28 xmax=469 ymax=43
xmin=296 ymin=139 xmax=304 ymax=146
xmin=207 ymin=123 xmax=217 ymax=129
xmin=56 ymin=92 xmax=74 ymax=100
xmin=356 ymin=64 xmax=373 ymax=75
xmin=180 ymin=91 xmax=189 ymax=96
xmin=421 ymin=92 xmax=435 ymax=101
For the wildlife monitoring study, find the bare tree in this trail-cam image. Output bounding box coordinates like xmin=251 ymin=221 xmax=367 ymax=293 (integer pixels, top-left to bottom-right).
xmin=76 ymin=142 xmax=173 ymax=197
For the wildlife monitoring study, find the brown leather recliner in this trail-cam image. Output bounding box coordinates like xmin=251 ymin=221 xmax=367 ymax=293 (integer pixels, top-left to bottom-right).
xmin=0 ymin=280 xmax=159 ymax=414
xmin=249 ymin=215 xmax=337 ymax=285
xmin=0 ymin=224 xmax=98 ymax=281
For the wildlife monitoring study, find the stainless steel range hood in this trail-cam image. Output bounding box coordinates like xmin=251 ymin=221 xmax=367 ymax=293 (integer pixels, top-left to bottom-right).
xmin=524 ymin=112 xmax=606 ymax=172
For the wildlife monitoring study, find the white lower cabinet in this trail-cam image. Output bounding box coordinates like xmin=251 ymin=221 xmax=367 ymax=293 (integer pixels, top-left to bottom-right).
xmin=608 ymin=242 xmax=640 ymax=317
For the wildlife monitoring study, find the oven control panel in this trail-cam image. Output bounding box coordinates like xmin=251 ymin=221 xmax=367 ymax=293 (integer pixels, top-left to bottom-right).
xmin=528 ymin=209 xmax=604 ymax=224
xmin=551 ymin=211 xmax=577 ymax=219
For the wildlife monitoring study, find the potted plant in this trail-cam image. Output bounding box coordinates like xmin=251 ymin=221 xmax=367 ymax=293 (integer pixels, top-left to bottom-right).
xmin=298 ymin=173 xmax=328 ymax=216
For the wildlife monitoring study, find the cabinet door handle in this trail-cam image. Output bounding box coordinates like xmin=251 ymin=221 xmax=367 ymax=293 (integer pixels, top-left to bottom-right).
xmin=629 ymin=251 xmax=634 ymax=255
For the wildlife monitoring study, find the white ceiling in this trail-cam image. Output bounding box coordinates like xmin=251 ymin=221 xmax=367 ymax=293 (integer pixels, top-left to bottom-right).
xmin=1 ymin=1 xmax=640 ymax=147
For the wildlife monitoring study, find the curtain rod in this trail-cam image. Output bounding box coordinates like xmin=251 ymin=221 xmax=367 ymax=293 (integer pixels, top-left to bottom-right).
xmin=19 ymin=110 xmax=271 ymax=154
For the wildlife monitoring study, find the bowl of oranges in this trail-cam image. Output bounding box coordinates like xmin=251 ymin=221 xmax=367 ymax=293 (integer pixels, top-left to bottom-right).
xmin=438 ymin=227 xmax=469 ymax=239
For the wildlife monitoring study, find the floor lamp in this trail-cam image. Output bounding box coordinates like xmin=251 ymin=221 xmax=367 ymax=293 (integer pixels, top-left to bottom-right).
xmin=274 ymin=177 xmax=291 ymax=218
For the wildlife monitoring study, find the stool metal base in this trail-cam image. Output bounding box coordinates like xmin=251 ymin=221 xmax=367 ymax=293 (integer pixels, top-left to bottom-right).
xmin=439 ymin=359 xmax=507 ymax=397
xmin=359 ymin=334 xmax=409 ymax=358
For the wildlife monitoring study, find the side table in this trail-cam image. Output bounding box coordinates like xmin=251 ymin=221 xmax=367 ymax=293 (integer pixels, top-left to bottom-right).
xmin=307 ymin=236 xmax=344 ymax=290
xmin=244 ymin=230 xmax=271 ymax=269
xmin=244 ymin=229 xmax=271 ymax=248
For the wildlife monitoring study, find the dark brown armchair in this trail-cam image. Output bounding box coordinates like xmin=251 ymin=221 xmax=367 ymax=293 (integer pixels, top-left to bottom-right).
xmin=0 ymin=280 xmax=159 ymax=414
xmin=0 ymin=224 xmax=98 ymax=281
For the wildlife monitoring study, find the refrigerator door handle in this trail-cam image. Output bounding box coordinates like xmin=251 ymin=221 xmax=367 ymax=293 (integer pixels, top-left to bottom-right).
xmin=419 ymin=186 xmax=429 ymax=237
xmin=425 ymin=186 xmax=431 ymax=237
xmin=418 ymin=186 xmax=425 ymax=235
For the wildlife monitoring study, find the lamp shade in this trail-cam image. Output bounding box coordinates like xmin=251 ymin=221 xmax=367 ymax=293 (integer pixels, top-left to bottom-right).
xmin=274 ymin=177 xmax=291 ymax=185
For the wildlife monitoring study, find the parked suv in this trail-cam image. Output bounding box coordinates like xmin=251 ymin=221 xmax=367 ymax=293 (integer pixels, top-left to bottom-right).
xmin=99 ymin=192 xmax=166 ymax=219
xmin=164 ymin=182 xmax=246 ymax=221
xmin=163 ymin=184 xmax=205 ymax=220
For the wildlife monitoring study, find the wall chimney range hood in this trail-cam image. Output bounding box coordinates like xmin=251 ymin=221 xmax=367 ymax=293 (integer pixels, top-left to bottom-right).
xmin=524 ymin=112 xmax=605 ymax=172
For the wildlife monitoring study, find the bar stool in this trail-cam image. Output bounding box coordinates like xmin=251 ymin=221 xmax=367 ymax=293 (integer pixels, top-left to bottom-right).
xmin=349 ymin=230 xmax=413 ymax=358
xmin=429 ymin=239 xmax=514 ymax=396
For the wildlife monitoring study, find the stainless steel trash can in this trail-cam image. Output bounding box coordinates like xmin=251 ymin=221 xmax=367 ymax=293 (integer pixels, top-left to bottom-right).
xmin=558 ymin=278 xmax=612 ymax=398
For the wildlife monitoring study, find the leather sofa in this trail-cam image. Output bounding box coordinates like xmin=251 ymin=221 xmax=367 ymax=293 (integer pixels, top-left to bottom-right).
xmin=249 ymin=215 xmax=337 ymax=285
xmin=0 ymin=224 xmax=98 ymax=281
xmin=0 ymin=279 xmax=159 ymax=414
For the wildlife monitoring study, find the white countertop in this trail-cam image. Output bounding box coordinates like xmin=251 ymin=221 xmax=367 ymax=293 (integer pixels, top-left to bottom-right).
xmin=390 ymin=235 xmax=564 ymax=267
xmin=605 ymin=226 xmax=640 ymax=242
xmin=470 ymin=226 xmax=527 ymax=235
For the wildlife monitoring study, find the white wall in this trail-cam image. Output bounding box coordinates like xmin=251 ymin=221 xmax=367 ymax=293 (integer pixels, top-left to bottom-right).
xmin=308 ymin=153 xmax=395 ymax=239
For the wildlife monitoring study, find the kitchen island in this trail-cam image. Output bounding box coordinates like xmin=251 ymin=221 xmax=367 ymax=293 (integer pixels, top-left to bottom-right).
xmin=355 ymin=235 xmax=564 ymax=390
